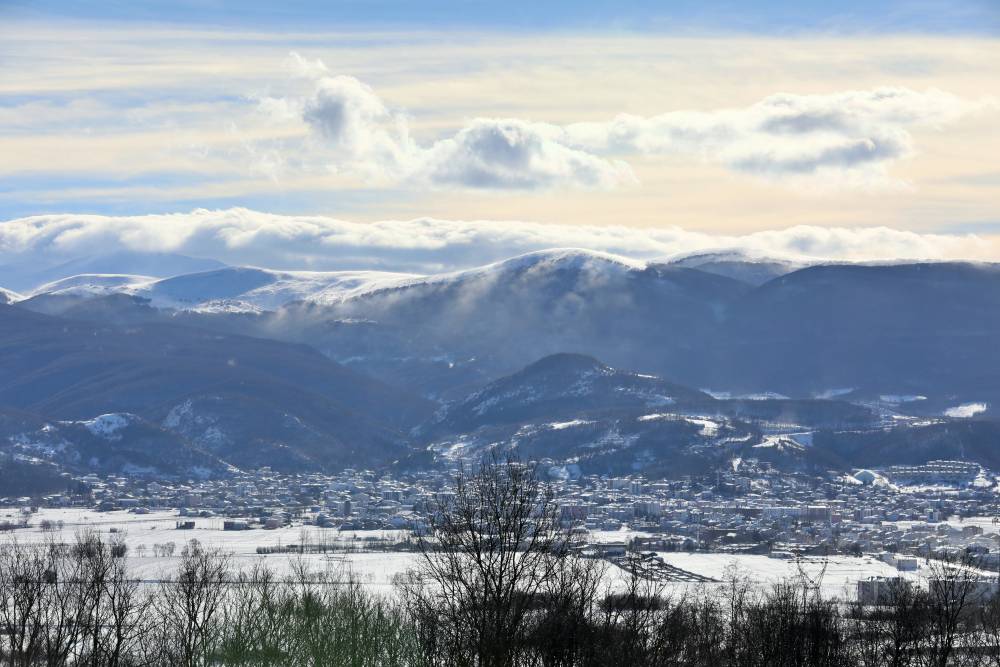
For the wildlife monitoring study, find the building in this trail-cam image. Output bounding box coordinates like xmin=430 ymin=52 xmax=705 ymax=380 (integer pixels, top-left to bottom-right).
xmin=857 ymin=576 xmax=912 ymax=605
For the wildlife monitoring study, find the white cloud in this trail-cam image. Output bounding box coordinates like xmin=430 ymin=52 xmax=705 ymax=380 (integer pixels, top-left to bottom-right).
xmin=300 ymin=75 xmax=416 ymax=182
xmin=559 ymin=87 xmax=983 ymax=187
xmin=264 ymin=54 xmax=633 ymax=190
xmin=422 ymin=119 xmax=634 ymax=190
xmin=0 ymin=209 xmax=994 ymax=285
xmin=271 ymin=56 xmax=981 ymax=192
xmin=286 ymin=51 xmax=330 ymax=80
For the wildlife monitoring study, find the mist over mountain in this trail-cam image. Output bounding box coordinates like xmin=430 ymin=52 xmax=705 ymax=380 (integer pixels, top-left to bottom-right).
xmin=0 ymin=251 xmax=226 ymax=293
xmin=10 ymin=251 xmax=1000 ymax=412
xmin=3 ymin=247 xmax=1000 ymax=480
xmin=664 ymin=249 xmax=809 ymax=285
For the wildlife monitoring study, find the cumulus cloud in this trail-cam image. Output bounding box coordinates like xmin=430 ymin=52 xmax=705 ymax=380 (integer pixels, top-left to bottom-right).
xmin=0 ymin=209 xmax=994 ymax=287
xmin=559 ymin=87 xmax=982 ymax=187
xmin=422 ymin=119 xmax=634 ymax=190
xmin=300 ymin=75 xmax=416 ymax=181
xmin=263 ymin=53 xmax=632 ymax=190
xmin=264 ymin=56 xmax=984 ymax=191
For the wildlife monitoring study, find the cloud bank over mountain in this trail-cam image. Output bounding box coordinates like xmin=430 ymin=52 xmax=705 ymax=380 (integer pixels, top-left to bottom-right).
xmin=0 ymin=208 xmax=993 ymax=282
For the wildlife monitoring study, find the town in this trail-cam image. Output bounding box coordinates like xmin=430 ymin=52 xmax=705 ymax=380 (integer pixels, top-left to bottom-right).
xmin=6 ymin=458 xmax=1000 ymax=575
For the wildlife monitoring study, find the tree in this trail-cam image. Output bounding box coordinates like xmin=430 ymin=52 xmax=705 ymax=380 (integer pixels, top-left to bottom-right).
xmin=71 ymin=531 xmax=154 ymax=666
xmin=156 ymin=539 xmax=231 ymax=666
xmin=923 ymin=555 xmax=981 ymax=667
xmin=402 ymin=452 xmax=569 ymax=667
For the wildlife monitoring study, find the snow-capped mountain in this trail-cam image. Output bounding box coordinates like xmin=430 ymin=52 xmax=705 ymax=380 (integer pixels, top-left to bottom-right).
xmin=663 ymin=249 xmax=811 ymax=285
xmin=11 ymin=249 xmax=1000 ymax=422
xmin=0 ymin=251 xmax=226 ymax=293
xmin=275 ymin=248 xmax=749 ymax=391
xmin=24 ymin=266 xmax=421 ymax=313
xmin=130 ymin=266 xmax=421 ymax=312
xmin=21 ymin=249 xmax=653 ymax=313
xmin=30 ymin=273 xmax=155 ymax=297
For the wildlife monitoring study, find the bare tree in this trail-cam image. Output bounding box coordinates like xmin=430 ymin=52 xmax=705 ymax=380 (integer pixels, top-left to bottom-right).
xmin=0 ymin=537 xmax=51 ymax=666
xmin=923 ymin=555 xmax=982 ymax=667
xmin=156 ymin=539 xmax=231 ymax=667
xmin=848 ymin=577 xmax=926 ymax=667
xmin=402 ymin=452 xmax=569 ymax=667
xmin=71 ymin=531 xmax=155 ymax=666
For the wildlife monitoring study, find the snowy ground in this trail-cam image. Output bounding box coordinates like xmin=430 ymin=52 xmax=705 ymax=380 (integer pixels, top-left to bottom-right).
xmin=0 ymin=508 xmax=963 ymax=600
xmin=655 ymin=553 xmax=913 ymax=600
xmin=0 ymin=508 xmax=415 ymax=588
xmin=889 ymin=517 xmax=1000 ymax=534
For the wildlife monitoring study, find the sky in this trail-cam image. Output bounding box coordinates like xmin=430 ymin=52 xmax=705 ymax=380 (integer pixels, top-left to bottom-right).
xmin=1 ymin=0 xmax=999 ymax=275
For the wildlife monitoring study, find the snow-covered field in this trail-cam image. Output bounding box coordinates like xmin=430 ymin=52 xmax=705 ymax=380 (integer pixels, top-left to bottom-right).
xmin=656 ymin=553 xmax=910 ymax=599
xmin=0 ymin=508 xmax=415 ymax=587
xmin=0 ymin=509 xmax=954 ymax=600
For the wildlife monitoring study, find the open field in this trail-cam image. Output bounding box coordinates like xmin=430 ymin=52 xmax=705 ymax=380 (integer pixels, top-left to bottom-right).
xmin=0 ymin=508 xmax=963 ymax=600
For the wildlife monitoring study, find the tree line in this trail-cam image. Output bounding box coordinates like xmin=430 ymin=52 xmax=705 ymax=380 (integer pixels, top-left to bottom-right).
xmin=4 ymin=454 xmax=1000 ymax=666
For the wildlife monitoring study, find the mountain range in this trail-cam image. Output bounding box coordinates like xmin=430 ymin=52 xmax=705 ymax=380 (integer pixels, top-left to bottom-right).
xmin=1 ymin=248 xmax=998 ymax=487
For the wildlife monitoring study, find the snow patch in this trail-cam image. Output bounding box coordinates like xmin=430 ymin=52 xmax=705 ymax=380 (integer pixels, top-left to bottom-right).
xmin=880 ymin=394 xmax=927 ymax=404
xmin=76 ymin=413 xmax=134 ymax=440
xmin=944 ymin=402 xmax=987 ymax=418
xmin=0 ymin=286 xmax=23 ymax=303
xmin=703 ymin=390 xmax=788 ymax=400
xmin=753 ymin=435 xmax=807 ymax=452
xmin=547 ymin=419 xmax=594 ymax=430
xmin=684 ymin=417 xmax=720 ymax=437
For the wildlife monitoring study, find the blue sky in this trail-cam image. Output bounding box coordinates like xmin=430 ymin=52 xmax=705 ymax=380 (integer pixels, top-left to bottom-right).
xmin=5 ymin=0 xmax=999 ymax=34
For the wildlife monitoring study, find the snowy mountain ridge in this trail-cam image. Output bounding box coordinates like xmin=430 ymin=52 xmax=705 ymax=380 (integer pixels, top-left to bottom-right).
xmin=11 ymin=248 xmax=647 ymax=313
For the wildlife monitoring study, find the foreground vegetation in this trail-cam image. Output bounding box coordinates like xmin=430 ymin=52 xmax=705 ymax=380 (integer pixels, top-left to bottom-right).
xmin=4 ymin=456 xmax=1000 ymax=666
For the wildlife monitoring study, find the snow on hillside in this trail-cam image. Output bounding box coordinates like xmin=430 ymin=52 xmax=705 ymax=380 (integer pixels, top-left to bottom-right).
xmin=0 ymin=286 xmax=23 ymax=304
xmin=665 ymin=248 xmax=806 ymax=266
xmin=663 ymin=249 xmax=810 ymax=284
xmin=752 ymin=434 xmax=809 ymax=452
xmin=29 ymin=273 xmax=156 ymax=297
xmin=356 ymin=248 xmax=648 ymax=298
xmin=703 ymin=390 xmax=790 ymax=401
xmin=434 ymin=248 xmax=644 ymax=283
xmin=879 ymin=394 xmax=927 ymax=404
xmin=70 ymin=413 xmax=136 ymax=440
xmin=944 ymin=402 xmax=987 ymax=418
xmin=28 ymin=267 xmax=421 ymax=312
xmin=132 ymin=267 xmax=423 ymax=311
xmin=14 ymin=250 xmax=678 ymax=315
xmin=546 ymin=419 xmax=594 ymax=430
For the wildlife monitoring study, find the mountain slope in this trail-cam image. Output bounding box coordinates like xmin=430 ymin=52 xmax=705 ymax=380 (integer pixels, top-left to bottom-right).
xmin=14 ymin=254 xmax=1000 ymax=417
xmin=417 ymin=353 xmax=878 ymax=476
xmin=20 ymin=267 xmax=420 ymax=314
xmin=711 ymin=262 xmax=1000 ymax=411
xmin=0 ymin=251 xmax=226 ymax=293
xmin=0 ymin=287 xmax=20 ymax=305
xmin=665 ymin=249 xmax=809 ymax=285
xmin=274 ymin=249 xmax=751 ymax=393
xmin=0 ymin=304 xmax=434 ymax=471
xmin=428 ymin=353 xmax=712 ymax=434
xmin=0 ymin=409 xmax=231 ymax=478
